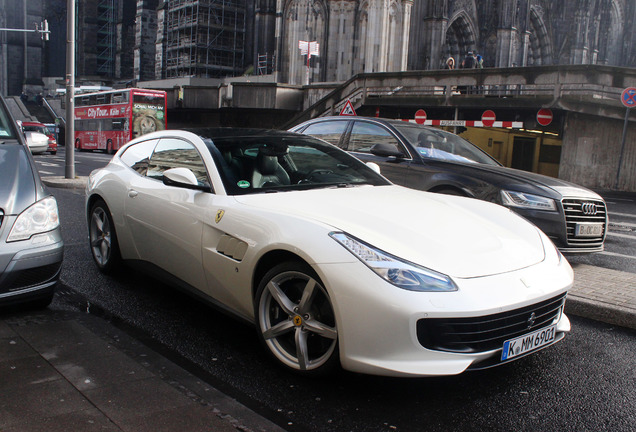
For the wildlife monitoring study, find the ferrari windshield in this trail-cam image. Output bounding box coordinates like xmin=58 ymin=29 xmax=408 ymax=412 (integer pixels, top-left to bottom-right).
xmin=391 ymin=122 xmax=501 ymax=166
xmin=203 ymin=133 xmax=390 ymax=195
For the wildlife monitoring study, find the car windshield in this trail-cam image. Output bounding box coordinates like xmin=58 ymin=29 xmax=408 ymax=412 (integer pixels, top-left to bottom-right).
xmin=392 ymin=122 xmax=501 ymax=166
xmin=202 ymin=133 xmax=390 ymax=195
xmin=22 ymin=124 xmax=49 ymax=135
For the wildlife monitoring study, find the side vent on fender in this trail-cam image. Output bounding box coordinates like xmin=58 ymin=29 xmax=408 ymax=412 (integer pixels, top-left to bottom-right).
xmin=217 ymin=234 xmax=248 ymax=261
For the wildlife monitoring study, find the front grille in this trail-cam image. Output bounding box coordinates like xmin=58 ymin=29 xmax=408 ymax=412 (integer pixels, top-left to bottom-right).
xmin=416 ymin=293 xmax=566 ymax=353
xmin=5 ymin=263 xmax=62 ymax=293
xmin=562 ymin=198 xmax=607 ymax=248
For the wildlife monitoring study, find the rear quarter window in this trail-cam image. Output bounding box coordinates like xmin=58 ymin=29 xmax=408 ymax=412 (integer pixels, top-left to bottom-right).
xmin=120 ymin=139 xmax=158 ymax=175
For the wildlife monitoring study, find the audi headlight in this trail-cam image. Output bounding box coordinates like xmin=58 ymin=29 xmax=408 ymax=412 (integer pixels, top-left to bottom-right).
xmin=330 ymin=232 xmax=458 ymax=292
xmin=7 ymin=196 xmax=60 ymax=242
xmin=501 ymin=190 xmax=557 ymax=211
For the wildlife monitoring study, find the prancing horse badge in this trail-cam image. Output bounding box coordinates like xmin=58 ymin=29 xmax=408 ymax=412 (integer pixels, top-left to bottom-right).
xmin=215 ymin=209 xmax=225 ymax=224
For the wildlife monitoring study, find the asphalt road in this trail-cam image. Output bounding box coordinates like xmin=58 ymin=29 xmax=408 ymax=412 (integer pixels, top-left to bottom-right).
xmin=31 ymin=148 xmax=636 ymax=432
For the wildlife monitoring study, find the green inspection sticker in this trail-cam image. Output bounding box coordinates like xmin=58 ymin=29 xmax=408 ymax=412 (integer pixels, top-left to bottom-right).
xmin=237 ymin=180 xmax=250 ymax=188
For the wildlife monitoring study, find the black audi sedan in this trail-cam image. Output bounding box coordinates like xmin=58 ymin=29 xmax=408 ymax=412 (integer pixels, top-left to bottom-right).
xmin=290 ymin=116 xmax=607 ymax=253
xmin=0 ymin=96 xmax=63 ymax=308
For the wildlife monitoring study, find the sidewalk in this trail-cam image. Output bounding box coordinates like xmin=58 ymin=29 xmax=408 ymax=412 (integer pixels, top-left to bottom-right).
xmin=0 ymin=308 xmax=285 ymax=432
xmin=566 ymin=263 xmax=636 ymax=330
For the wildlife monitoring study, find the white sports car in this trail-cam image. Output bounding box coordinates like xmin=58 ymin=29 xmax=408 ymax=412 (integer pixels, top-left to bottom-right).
xmin=86 ymin=128 xmax=572 ymax=377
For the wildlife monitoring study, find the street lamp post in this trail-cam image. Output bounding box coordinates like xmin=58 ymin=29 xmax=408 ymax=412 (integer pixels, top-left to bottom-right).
xmin=65 ymin=0 xmax=75 ymax=179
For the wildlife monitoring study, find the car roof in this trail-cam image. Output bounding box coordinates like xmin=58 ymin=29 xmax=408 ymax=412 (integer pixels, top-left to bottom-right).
xmin=185 ymin=127 xmax=307 ymax=140
xmin=301 ymin=116 xmax=436 ymax=130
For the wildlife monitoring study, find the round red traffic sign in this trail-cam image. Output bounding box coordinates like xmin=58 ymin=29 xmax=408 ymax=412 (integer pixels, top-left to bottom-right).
xmin=536 ymin=108 xmax=553 ymax=126
xmin=481 ymin=110 xmax=496 ymax=127
xmin=621 ymin=87 xmax=636 ymax=108
xmin=415 ymin=109 xmax=427 ymax=124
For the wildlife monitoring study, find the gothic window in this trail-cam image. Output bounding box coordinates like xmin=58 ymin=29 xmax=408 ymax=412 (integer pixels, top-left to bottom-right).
xmin=353 ymin=3 xmax=369 ymax=74
xmin=527 ymin=9 xmax=551 ymax=66
xmin=283 ymin=0 xmax=326 ymax=84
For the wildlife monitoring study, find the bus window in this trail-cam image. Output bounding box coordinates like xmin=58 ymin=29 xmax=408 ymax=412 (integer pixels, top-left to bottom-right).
xmin=112 ymin=119 xmax=125 ymax=131
xmin=112 ymin=92 xmax=126 ymax=104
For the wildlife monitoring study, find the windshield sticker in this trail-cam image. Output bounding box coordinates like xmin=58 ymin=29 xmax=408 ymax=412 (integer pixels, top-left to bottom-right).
xmin=237 ymin=180 xmax=250 ymax=188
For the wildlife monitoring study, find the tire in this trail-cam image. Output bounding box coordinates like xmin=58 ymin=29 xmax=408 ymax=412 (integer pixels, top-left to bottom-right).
xmin=255 ymin=261 xmax=339 ymax=375
xmin=50 ymin=151 xmax=57 ymax=155
xmin=88 ymin=200 xmax=122 ymax=274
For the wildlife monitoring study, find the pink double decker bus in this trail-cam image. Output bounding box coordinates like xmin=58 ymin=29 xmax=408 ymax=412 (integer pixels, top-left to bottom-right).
xmin=74 ymin=88 xmax=167 ymax=153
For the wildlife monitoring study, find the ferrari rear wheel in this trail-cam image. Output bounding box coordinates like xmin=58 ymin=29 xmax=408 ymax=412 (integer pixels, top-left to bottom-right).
xmin=255 ymin=262 xmax=339 ymax=375
xmin=89 ymin=200 xmax=121 ymax=274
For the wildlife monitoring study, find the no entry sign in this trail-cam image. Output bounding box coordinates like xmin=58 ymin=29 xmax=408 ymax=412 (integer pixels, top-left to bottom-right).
xmin=415 ymin=109 xmax=427 ymax=124
xmin=537 ymin=108 xmax=553 ymax=126
xmin=481 ymin=110 xmax=496 ymax=127
xmin=621 ymin=87 xmax=636 ymax=108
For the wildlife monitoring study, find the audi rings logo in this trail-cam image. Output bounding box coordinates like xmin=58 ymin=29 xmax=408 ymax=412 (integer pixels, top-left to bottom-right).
xmin=527 ymin=312 xmax=537 ymax=329
xmin=581 ymin=202 xmax=598 ymax=215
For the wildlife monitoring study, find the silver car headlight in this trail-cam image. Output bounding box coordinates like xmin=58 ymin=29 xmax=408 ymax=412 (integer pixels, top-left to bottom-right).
xmin=501 ymin=190 xmax=557 ymax=211
xmin=7 ymin=196 xmax=60 ymax=242
xmin=330 ymin=232 xmax=458 ymax=292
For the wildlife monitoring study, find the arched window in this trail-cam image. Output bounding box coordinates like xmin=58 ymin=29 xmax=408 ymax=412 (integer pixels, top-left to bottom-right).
xmin=283 ymin=0 xmax=326 ymax=84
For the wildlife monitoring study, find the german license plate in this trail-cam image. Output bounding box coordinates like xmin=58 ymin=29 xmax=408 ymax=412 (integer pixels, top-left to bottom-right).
xmin=575 ymin=223 xmax=603 ymax=237
xmin=501 ymin=325 xmax=556 ymax=361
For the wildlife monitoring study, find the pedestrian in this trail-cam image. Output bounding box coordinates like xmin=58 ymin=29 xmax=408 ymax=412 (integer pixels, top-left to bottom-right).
xmin=445 ymin=57 xmax=455 ymax=69
xmin=460 ymin=51 xmax=476 ymax=69
xmin=475 ymin=52 xmax=484 ymax=68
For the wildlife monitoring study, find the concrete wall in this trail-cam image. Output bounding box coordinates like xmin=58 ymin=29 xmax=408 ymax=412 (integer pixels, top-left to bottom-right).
xmin=560 ymin=111 xmax=636 ymax=191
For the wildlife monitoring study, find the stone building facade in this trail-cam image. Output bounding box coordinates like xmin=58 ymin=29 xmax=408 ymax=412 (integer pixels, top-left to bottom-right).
xmin=263 ymin=0 xmax=636 ymax=84
xmin=0 ymin=0 xmax=45 ymax=96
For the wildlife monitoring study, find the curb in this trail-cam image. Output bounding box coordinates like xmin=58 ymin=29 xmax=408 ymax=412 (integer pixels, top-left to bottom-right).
xmin=42 ymin=176 xmax=88 ymax=190
xmin=565 ymin=295 xmax=636 ymax=330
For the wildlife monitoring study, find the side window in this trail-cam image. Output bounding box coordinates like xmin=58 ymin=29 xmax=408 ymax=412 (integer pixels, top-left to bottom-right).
xmin=349 ymin=122 xmax=404 ymax=155
xmin=119 ymin=139 xmax=158 ymax=175
xmin=303 ymin=121 xmax=348 ymax=148
xmin=147 ymin=138 xmax=209 ymax=186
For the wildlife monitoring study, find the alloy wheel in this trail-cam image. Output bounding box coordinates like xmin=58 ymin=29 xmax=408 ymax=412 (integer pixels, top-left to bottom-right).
xmin=257 ymin=267 xmax=338 ymax=372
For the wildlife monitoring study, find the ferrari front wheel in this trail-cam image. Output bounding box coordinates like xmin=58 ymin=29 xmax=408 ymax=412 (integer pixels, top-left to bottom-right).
xmin=255 ymin=262 xmax=339 ymax=375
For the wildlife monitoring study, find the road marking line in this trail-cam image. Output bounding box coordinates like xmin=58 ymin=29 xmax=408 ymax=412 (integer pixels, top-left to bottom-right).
xmin=609 ymin=212 xmax=636 ymax=219
xmin=609 ymin=221 xmax=636 ymax=228
xmin=599 ymin=251 xmax=636 ymax=260
xmin=606 ymin=232 xmax=636 ymax=240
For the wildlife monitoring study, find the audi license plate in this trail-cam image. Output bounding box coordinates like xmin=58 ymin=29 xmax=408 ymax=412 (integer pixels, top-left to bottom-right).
xmin=501 ymin=325 xmax=556 ymax=361
xmin=575 ymin=223 xmax=603 ymax=237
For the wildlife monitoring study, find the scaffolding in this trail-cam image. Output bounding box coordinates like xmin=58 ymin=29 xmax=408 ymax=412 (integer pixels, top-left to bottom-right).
xmin=165 ymin=0 xmax=246 ymax=78
xmin=96 ymin=0 xmax=116 ymax=76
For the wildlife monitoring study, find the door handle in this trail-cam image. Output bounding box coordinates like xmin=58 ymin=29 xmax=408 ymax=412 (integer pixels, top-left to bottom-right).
xmin=128 ymin=190 xmax=138 ymax=198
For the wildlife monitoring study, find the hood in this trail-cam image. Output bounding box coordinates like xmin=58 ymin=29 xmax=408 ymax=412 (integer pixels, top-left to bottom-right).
xmin=236 ymin=185 xmax=546 ymax=278
xmin=0 ymin=145 xmax=38 ymax=215
xmin=452 ymin=162 xmax=603 ymax=200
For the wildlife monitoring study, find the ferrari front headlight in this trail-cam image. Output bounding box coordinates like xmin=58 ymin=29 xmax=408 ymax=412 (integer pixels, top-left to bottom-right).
xmin=7 ymin=196 xmax=60 ymax=242
xmin=330 ymin=232 xmax=458 ymax=292
xmin=501 ymin=190 xmax=557 ymax=211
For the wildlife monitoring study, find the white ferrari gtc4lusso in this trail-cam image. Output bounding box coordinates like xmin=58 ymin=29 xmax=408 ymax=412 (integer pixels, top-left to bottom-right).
xmin=86 ymin=128 xmax=572 ymax=377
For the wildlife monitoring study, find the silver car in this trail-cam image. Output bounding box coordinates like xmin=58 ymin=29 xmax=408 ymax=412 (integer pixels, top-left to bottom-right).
xmin=0 ymin=96 xmax=63 ymax=308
